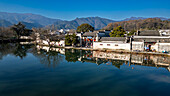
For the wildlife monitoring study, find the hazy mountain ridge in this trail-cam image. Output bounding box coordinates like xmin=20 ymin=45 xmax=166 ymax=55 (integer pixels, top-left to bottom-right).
xmin=123 ymin=17 xmax=169 ymax=21
xmin=103 ymin=18 xmax=170 ymax=31
xmin=0 ymin=19 xmax=12 ymax=27
xmin=0 ymin=12 xmax=169 ymax=29
xmin=0 ymin=12 xmax=61 ymax=26
xmin=52 ymin=17 xmax=116 ymax=29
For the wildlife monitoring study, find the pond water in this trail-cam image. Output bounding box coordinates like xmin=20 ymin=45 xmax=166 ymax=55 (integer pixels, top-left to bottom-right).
xmin=0 ymin=43 xmax=170 ymax=96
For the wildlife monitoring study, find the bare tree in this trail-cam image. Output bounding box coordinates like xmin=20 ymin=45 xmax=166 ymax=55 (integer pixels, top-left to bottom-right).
xmin=0 ymin=27 xmax=14 ymax=41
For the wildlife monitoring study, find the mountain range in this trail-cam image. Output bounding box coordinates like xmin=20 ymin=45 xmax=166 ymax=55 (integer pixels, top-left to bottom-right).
xmin=0 ymin=12 xmax=169 ymax=29
xmin=51 ymin=17 xmax=115 ymax=30
xmin=123 ymin=17 xmax=169 ymax=21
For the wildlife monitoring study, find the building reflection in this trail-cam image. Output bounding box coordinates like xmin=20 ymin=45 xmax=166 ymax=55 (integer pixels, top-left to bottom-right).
xmin=130 ymin=55 xmax=170 ymax=71
xmin=78 ymin=51 xmax=170 ymax=71
xmin=1 ymin=44 xmax=169 ymax=71
xmin=36 ymin=45 xmax=170 ymax=71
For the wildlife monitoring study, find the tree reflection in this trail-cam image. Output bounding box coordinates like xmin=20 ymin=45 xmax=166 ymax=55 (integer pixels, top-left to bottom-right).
xmin=0 ymin=43 xmax=33 ymax=60
xmin=0 ymin=43 xmax=17 ymax=60
xmin=33 ymin=49 xmax=64 ymax=68
xmin=65 ymin=49 xmax=81 ymax=62
xmin=110 ymin=60 xmax=124 ymax=69
xmin=13 ymin=43 xmax=32 ymax=59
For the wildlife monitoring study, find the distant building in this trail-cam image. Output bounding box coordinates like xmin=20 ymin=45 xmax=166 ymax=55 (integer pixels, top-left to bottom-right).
xmin=92 ymin=30 xmax=170 ymax=52
xmin=93 ymin=37 xmax=131 ymax=50
xmin=76 ymin=30 xmax=112 ymax=47
xmin=159 ymin=29 xmax=170 ymax=36
xmin=133 ymin=30 xmax=170 ymax=52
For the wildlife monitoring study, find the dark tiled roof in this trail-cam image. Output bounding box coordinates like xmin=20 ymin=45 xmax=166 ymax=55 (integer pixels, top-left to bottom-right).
xmin=133 ymin=38 xmax=170 ymax=43
xmin=82 ymin=32 xmax=97 ymax=37
xmin=100 ymin=37 xmax=126 ymax=41
xmin=137 ymin=30 xmax=160 ymax=36
xmin=82 ymin=31 xmax=110 ymax=37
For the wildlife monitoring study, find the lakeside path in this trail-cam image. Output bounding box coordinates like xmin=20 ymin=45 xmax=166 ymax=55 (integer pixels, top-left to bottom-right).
xmin=64 ymin=46 xmax=170 ymax=57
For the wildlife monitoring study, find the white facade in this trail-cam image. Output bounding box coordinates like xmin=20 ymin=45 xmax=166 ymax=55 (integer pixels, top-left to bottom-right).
xmin=93 ymin=42 xmax=131 ymax=51
xmin=132 ymin=42 xmax=144 ymax=51
xmin=41 ymin=40 xmax=65 ymax=47
xmin=159 ymin=30 xmax=170 ymax=36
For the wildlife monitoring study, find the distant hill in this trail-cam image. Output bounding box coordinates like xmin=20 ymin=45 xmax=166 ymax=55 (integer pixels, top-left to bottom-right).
xmin=103 ymin=18 xmax=170 ymax=31
xmin=123 ymin=17 xmax=147 ymax=21
xmin=0 ymin=12 xmax=61 ymax=27
xmin=51 ymin=17 xmax=116 ymax=30
xmin=0 ymin=19 xmax=12 ymax=27
xmin=0 ymin=12 xmax=115 ymax=29
xmin=0 ymin=12 xmax=169 ymax=30
xmin=21 ymin=22 xmax=43 ymax=29
xmin=123 ymin=17 xmax=169 ymax=21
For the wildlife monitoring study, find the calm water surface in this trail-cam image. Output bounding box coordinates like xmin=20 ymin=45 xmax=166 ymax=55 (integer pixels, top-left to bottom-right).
xmin=0 ymin=43 xmax=170 ymax=96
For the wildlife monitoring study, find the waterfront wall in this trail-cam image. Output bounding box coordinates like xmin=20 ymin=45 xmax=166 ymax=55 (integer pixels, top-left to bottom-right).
xmin=93 ymin=42 xmax=131 ymax=51
xmin=132 ymin=42 xmax=144 ymax=51
xmin=39 ymin=40 xmax=65 ymax=47
xmin=157 ymin=43 xmax=170 ymax=52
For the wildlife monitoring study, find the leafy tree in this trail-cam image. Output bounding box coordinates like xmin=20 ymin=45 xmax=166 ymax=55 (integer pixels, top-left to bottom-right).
xmin=128 ymin=30 xmax=136 ymax=36
xmin=65 ymin=33 xmax=78 ymax=46
xmin=77 ymin=23 xmax=94 ymax=32
xmin=109 ymin=26 xmax=126 ymax=37
xmin=65 ymin=34 xmax=72 ymax=46
xmin=71 ymin=33 xmax=77 ymax=46
xmin=11 ymin=22 xmax=26 ymax=39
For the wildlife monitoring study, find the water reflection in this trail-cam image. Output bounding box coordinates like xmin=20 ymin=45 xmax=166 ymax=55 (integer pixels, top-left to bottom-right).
xmin=33 ymin=46 xmax=64 ymax=68
xmin=34 ymin=45 xmax=170 ymax=72
xmin=0 ymin=44 xmax=170 ymax=71
xmin=0 ymin=43 xmax=32 ymax=59
xmin=0 ymin=44 xmax=170 ymax=96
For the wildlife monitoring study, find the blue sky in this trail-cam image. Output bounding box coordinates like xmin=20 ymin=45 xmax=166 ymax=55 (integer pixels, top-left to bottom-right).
xmin=0 ymin=0 xmax=170 ymax=20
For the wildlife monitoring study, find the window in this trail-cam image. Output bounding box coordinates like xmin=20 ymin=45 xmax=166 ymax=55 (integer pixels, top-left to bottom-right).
xmin=107 ymin=44 xmax=110 ymax=46
xmin=115 ymin=44 xmax=118 ymax=46
xmin=100 ymin=44 xmax=103 ymax=46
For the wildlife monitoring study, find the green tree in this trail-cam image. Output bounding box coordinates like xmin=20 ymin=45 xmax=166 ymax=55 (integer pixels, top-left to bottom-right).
xmin=77 ymin=23 xmax=94 ymax=32
xmin=65 ymin=34 xmax=72 ymax=46
xmin=128 ymin=30 xmax=136 ymax=36
xmin=71 ymin=33 xmax=77 ymax=46
xmin=109 ymin=26 xmax=126 ymax=37
xmin=65 ymin=33 xmax=78 ymax=46
xmin=11 ymin=22 xmax=26 ymax=39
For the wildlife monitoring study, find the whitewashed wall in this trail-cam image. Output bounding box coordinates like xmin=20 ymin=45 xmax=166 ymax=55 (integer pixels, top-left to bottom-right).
xmin=41 ymin=40 xmax=65 ymax=47
xmin=152 ymin=43 xmax=170 ymax=52
xmin=132 ymin=42 xmax=144 ymax=51
xmin=93 ymin=42 xmax=131 ymax=50
xmin=53 ymin=40 xmax=65 ymax=47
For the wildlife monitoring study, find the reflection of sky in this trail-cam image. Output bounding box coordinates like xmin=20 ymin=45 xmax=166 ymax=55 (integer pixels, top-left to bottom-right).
xmin=0 ymin=53 xmax=170 ymax=96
